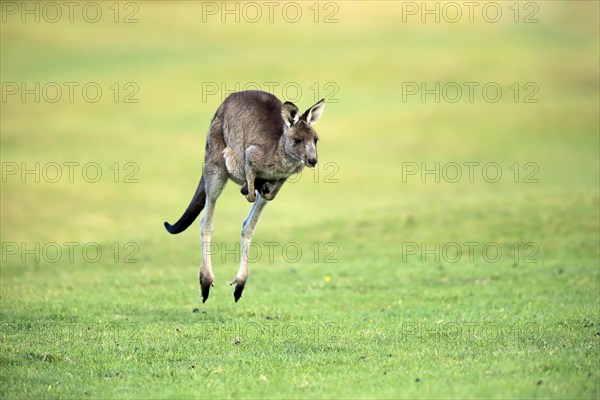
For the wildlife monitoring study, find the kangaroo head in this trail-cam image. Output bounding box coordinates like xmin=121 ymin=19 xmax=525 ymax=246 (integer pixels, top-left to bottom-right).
xmin=281 ymin=99 xmax=325 ymax=167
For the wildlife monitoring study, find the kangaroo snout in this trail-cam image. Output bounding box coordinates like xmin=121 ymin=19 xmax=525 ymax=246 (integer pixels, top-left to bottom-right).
xmin=307 ymin=158 xmax=318 ymax=167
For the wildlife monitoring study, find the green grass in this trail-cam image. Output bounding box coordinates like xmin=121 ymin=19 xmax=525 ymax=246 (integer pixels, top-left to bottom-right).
xmin=1 ymin=1 xmax=599 ymax=399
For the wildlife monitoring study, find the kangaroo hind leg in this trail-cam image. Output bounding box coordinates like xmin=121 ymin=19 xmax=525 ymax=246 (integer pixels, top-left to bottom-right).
xmin=199 ymin=163 xmax=227 ymax=303
xmin=231 ymin=195 xmax=268 ymax=302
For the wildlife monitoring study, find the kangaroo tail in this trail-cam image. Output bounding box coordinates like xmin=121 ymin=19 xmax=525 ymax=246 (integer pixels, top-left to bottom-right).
xmin=164 ymin=175 xmax=206 ymax=234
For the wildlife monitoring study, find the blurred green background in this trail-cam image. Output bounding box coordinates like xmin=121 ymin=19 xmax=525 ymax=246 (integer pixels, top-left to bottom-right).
xmin=1 ymin=1 xmax=598 ymax=398
xmin=1 ymin=1 xmax=598 ymax=241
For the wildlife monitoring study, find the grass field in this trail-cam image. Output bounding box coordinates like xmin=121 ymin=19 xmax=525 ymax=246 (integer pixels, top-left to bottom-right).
xmin=1 ymin=1 xmax=599 ymax=398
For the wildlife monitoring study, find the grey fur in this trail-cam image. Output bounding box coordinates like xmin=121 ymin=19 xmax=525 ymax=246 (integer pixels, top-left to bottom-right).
xmin=164 ymin=90 xmax=325 ymax=302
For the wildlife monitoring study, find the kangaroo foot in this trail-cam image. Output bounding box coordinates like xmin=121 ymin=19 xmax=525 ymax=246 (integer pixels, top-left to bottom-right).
xmin=230 ymin=277 xmax=247 ymax=302
xmin=199 ymin=271 xmax=214 ymax=303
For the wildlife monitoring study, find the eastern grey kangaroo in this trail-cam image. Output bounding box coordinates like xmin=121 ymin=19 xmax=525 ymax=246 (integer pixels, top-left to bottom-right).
xmin=164 ymin=90 xmax=325 ymax=303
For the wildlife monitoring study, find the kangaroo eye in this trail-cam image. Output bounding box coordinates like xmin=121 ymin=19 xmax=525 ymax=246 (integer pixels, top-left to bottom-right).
xmin=314 ymin=138 xmax=319 ymax=144
xmin=294 ymin=138 xmax=303 ymax=145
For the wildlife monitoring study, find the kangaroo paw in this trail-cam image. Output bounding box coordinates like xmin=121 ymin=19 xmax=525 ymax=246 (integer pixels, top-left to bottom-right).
xmin=260 ymin=184 xmax=275 ymax=200
xmin=242 ymin=179 xmax=269 ymax=198
xmin=261 ymin=191 xmax=275 ymax=201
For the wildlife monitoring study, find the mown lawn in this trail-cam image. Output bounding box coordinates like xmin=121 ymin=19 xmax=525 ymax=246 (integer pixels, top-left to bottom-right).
xmin=1 ymin=1 xmax=598 ymax=398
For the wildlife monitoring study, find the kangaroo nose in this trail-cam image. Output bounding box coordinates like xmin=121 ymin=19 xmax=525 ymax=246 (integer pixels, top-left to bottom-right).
xmin=307 ymin=158 xmax=317 ymax=167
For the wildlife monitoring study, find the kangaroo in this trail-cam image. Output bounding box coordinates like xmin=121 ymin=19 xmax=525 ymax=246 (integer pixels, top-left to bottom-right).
xmin=164 ymin=90 xmax=325 ymax=303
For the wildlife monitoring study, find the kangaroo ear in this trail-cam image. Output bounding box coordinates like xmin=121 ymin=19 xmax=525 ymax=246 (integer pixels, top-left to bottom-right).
xmin=302 ymin=99 xmax=325 ymax=125
xmin=281 ymin=101 xmax=299 ymax=127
